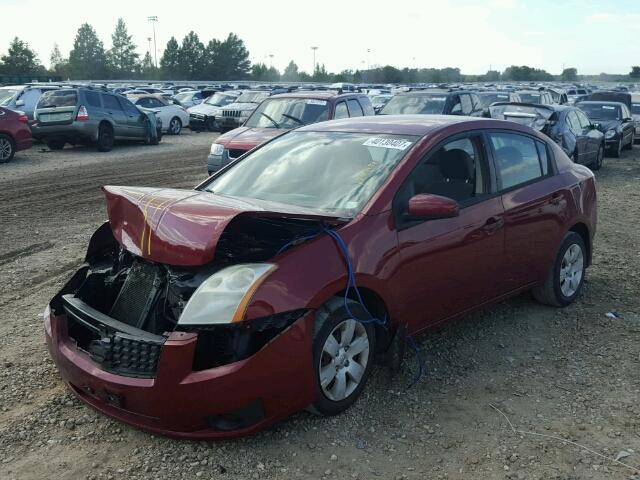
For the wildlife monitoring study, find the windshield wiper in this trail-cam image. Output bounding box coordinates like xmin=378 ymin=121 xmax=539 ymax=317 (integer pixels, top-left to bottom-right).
xmin=280 ymin=113 xmax=303 ymax=125
xmin=260 ymin=112 xmax=280 ymax=128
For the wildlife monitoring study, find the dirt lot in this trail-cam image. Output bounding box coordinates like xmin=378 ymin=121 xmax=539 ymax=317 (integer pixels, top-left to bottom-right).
xmin=0 ymin=134 xmax=639 ymax=480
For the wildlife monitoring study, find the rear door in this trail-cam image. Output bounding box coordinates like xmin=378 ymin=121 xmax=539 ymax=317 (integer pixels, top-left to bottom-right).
xmin=101 ymin=94 xmax=128 ymax=136
xmin=488 ymin=131 xmax=565 ymax=290
xmin=346 ymin=98 xmax=364 ymax=117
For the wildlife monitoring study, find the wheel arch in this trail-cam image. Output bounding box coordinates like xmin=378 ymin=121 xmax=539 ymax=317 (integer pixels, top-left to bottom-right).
xmin=569 ymin=222 xmax=592 ymax=266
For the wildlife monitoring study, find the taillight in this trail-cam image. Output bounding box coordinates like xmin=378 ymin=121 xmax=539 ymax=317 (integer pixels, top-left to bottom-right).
xmin=76 ymin=105 xmax=89 ymax=121
xmin=17 ymin=115 xmax=28 ymax=124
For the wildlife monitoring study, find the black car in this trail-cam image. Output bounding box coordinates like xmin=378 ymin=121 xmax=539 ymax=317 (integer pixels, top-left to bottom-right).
xmin=490 ymin=102 xmax=605 ymax=170
xmin=476 ymin=91 xmax=521 ymax=116
xmin=577 ymin=101 xmax=634 ymax=158
xmin=380 ymin=89 xmax=484 ymax=116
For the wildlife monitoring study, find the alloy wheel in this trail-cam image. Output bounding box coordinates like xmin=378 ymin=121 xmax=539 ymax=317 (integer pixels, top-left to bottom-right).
xmin=170 ymin=118 xmax=181 ymax=134
xmin=0 ymin=137 xmax=12 ymax=162
xmin=559 ymin=244 xmax=584 ymax=297
xmin=319 ymin=319 xmax=370 ymax=402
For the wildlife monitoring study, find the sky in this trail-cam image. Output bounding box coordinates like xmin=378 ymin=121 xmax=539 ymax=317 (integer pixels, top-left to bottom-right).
xmin=1 ymin=0 xmax=639 ymax=75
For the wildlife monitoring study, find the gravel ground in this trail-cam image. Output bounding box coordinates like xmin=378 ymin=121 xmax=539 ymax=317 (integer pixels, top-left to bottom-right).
xmin=0 ymin=137 xmax=639 ymax=480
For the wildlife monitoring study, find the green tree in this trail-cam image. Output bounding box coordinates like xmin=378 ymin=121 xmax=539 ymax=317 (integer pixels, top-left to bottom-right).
xmin=49 ymin=43 xmax=70 ymax=78
xmin=630 ymin=66 xmax=640 ymax=78
xmin=69 ymin=23 xmax=107 ymax=79
xmin=0 ymin=37 xmax=43 ymax=75
xmin=139 ymin=52 xmax=158 ymax=79
xmin=561 ymin=67 xmax=578 ymax=81
xmin=312 ymin=63 xmax=330 ymax=82
xmin=484 ymin=69 xmax=501 ymax=81
xmin=208 ymin=33 xmax=251 ymax=79
xmin=107 ymin=18 xmax=139 ymax=78
xmin=160 ymin=37 xmax=181 ymax=79
xmin=282 ymin=61 xmax=300 ymax=81
xmin=178 ymin=31 xmax=205 ymax=80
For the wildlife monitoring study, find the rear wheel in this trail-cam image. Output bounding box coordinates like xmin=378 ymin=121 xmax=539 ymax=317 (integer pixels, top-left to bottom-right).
xmin=0 ymin=134 xmax=15 ymax=163
xmin=309 ymin=299 xmax=376 ymax=416
xmin=169 ymin=117 xmax=182 ymax=135
xmin=532 ymin=232 xmax=586 ymax=307
xmin=97 ymin=124 xmax=114 ymax=152
xmin=46 ymin=139 xmax=65 ymax=150
xmin=591 ymin=144 xmax=604 ymax=170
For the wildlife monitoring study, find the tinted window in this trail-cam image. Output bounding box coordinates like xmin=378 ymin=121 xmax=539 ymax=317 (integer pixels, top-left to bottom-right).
xmin=102 ymin=94 xmax=122 ymax=111
xmin=579 ymin=103 xmax=621 ymax=121
xmin=37 ymin=90 xmax=77 ymax=108
xmin=490 ymin=132 xmax=544 ymax=190
xmin=245 ymin=98 xmax=329 ymax=128
xmin=347 ymin=99 xmax=363 ymax=117
xmin=84 ymin=90 xmax=101 ymax=108
xmin=536 ymin=141 xmax=550 ymax=176
xmin=632 ymin=104 xmax=640 ymax=115
xmin=334 ymin=101 xmax=348 ymax=119
xmin=450 ymin=96 xmax=461 ymax=114
xmin=470 ymin=94 xmax=482 ymax=111
xmin=405 ymin=136 xmax=486 ymax=204
xmin=382 ymin=94 xmax=448 ymax=115
xmin=460 ymin=94 xmax=472 ymax=115
xmin=358 ymin=96 xmax=375 ymax=116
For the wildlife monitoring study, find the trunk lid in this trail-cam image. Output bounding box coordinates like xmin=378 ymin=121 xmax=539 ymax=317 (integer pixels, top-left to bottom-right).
xmin=103 ymin=185 xmax=335 ymax=266
xmin=35 ymin=90 xmax=79 ymax=125
xmin=489 ymin=102 xmax=555 ymax=131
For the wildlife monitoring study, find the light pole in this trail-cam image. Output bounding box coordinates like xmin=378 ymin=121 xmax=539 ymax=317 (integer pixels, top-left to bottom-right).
xmin=367 ymin=48 xmax=371 ymax=71
xmin=147 ymin=37 xmax=152 ymax=56
xmin=311 ymin=46 xmax=318 ymax=74
xmin=147 ymin=16 xmax=158 ymax=68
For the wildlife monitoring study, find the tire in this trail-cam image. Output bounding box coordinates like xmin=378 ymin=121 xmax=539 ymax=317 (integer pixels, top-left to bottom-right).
xmin=206 ymin=117 xmax=217 ymax=132
xmin=532 ymin=232 xmax=586 ymax=307
xmin=97 ymin=123 xmax=114 ymax=152
xmin=309 ymin=298 xmax=376 ymax=416
xmin=612 ymin=138 xmax=622 ymax=158
xmin=46 ymin=139 xmax=65 ymax=150
xmin=0 ymin=134 xmax=15 ymax=163
xmin=169 ymin=117 xmax=182 ymax=135
xmin=591 ymin=144 xmax=604 ymax=171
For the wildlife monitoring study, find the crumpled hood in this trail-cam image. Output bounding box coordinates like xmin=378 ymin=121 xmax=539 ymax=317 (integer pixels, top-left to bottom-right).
xmin=593 ymin=119 xmax=620 ymax=133
xmin=188 ymin=103 xmax=221 ymax=115
xmin=217 ymin=126 xmax=287 ymax=149
xmin=102 ymin=185 xmax=331 ymax=266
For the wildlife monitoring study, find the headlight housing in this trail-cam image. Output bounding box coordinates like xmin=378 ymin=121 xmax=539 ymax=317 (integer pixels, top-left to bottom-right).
xmin=605 ymin=129 xmax=616 ymax=139
xmin=178 ymin=264 xmax=275 ymax=325
xmin=210 ymin=143 xmax=225 ymax=156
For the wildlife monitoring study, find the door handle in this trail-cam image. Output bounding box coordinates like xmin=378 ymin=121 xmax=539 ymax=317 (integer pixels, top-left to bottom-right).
xmin=482 ymin=216 xmax=504 ymax=234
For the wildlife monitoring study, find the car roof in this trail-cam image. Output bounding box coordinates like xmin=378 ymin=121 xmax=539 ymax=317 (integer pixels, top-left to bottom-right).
xmin=297 ymin=115 xmax=491 ymax=136
xmin=269 ymin=91 xmax=362 ymax=101
xmin=577 ymin=101 xmax=624 ymax=107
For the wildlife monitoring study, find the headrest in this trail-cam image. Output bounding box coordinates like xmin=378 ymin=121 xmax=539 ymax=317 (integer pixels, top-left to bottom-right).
xmin=439 ymin=148 xmax=474 ymax=180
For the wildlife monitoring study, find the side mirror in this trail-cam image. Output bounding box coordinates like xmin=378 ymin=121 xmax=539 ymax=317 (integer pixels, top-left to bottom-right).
xmin=406 ymin=194 xmax=459 ymax=220
xmin=623 ymin=117 xmax=633 ymax=123
xmin=15 ymin=99 xmax=25 ymax=107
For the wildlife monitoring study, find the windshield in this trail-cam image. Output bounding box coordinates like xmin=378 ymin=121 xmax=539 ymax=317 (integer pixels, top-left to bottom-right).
xmin=37 ymin=90 xmax=77 ymax=108
xmin=478 ymin=93 xmax=510 ymax=108
xmin=0 ymin=89 xmax=19 ymax=106
xmin=205 ymin=93 xmax=236 ymax=106
xmin=244 ymin=98 xmax=329 ymax=129
xmin=579 ymin=104 xmax=621 ymax=121
xmin=632 ymin=104 xmax=640 ymax=115
xmin=381 ymin=94 xmax=447 ymax=114
xmin=203 ymin=131 xmax=418 ymax=216
xmin=174 ymin=92 xmax=196 ymax=101
xmin=518 ymin=93 xmax=542 ymax=104
xmin=236 ymin=91 xmax=270 ymax=104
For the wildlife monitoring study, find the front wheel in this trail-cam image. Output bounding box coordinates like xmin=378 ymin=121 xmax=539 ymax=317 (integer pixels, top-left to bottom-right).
xmin=169 ymin=117 xmax=182 ymax=135
xmin=591 ymin=144 xmax=604 ymax=171
xmin=612 ymin=138 xmax=622 ymax=158
xmin=624 ymin=134 xmax=634 ymax=150
xmin=309 ymin=299 xmax=375 ymax=416
xmin=532 ymin=232 xmax=586 ymax=307
xmin=0 ymin=134 xmax=15 ymax=163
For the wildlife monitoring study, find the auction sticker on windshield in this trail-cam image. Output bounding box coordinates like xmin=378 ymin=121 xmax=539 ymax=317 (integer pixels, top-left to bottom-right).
xmin=363 ymin=137 xmax=413 ymax=150
xmin=306 ymin=99 xmax=327 ymax=105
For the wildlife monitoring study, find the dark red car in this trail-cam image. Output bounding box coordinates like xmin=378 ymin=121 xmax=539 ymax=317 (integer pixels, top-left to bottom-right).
xmin=207 ymin=91 xmax=375 ymax=174
xmin=0 ymin=106 xmax=32 ymax=163
xmin=45 ymin=115 xmax=596 ymax=439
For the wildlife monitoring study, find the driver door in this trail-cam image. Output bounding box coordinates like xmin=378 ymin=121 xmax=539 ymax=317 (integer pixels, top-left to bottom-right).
xmin=391 ymin=133 xmax=506 ymax=333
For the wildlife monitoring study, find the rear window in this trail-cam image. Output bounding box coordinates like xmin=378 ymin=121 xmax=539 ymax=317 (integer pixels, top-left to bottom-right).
xmin=382 ymin=94 xmax=448 ymax=115
xmin=37 ymin=90 xmax=78 ymax=108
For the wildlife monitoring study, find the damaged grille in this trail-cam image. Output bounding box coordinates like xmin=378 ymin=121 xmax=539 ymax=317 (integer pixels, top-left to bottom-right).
xmin=110 ymin=261 xmax=162 ymax=329
xmin=88 ymin=333 xmax=164 ymax=378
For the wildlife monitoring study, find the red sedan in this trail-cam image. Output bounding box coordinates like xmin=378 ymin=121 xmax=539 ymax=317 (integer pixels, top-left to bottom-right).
xmin=45 ymin=115 xmax=596 ymax=439
xmin=0 ymin=106 xmax=32 ymax=163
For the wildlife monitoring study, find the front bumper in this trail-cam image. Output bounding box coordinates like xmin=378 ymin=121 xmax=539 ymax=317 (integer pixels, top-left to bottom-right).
xmin=189 ymin=114 xmax=219 ymax=131
xmin=207 ymin=151 xmax=235 ymax=174
xmin=44 ymin=305 xmax=315 ymax=439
